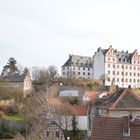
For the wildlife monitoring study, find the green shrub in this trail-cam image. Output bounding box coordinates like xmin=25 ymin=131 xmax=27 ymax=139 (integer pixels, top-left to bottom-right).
xmin=87 ymin=83 xmax=93 ymax=90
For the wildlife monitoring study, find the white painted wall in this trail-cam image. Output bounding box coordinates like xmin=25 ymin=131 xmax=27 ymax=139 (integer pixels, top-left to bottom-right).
xmin=76 ymin=116 xmax=88 ymax=130
xmin=93 ymin=51 xmax=105 ymax=79
xmin=61 ymin=66 xmax=93 ymax=79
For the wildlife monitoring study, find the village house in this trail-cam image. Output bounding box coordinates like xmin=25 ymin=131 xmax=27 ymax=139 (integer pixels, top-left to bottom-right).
xmin=91 ymin=116 xmax=140 ymax=140
xmin=87 ymin=88 xmax=140 ymax=137
xmin=43 ymin=98 xmax=88 ymax=140
xmin=0 ymin=73 xmax=32 ymax=97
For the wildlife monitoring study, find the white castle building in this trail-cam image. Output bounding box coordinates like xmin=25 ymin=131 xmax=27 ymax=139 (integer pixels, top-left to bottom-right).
xmin=62 ymin=46 xmax=140 ymax=88
xmin=61 ymin=55 xmax=93 ymax=79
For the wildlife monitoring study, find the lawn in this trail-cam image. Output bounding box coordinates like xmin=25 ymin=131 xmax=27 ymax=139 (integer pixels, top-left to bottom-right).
xmin=5 ymin=114 xmax=25 ymax=121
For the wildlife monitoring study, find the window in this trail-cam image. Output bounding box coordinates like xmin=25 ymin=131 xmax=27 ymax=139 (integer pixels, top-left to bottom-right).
xmin=113 ymin=58 xmax=115 ymax=61
xmin=117 ymin=71 xmax=119 ymax=75
xmin=117 ymin=78 xmax=119 ymax=82
xmin=113 ymin=64 xmax=115 ymax=68
xmin=123 ymin=128 xmax=130 ymax=137
xmin=126 ymin=79 xmax=128 ymax=82
xmin=88 ymin=72 xmax=90 ymax=75
xmin=83 ymin=67 xmax=85 ymax=70
xmin=78 ymin=72 xmax=80 ymax=75
xmin=108 ymin=70 xmax=110 ymax=74
xmin=88 ymin=68 xmax=90 ymax=71
xmin=108 ymin=64 xmax=110 ymax=68
xmin=138 ymin=67 xmax=139 ymax=70
xmin=73 ymin=67 xmax=75 ymax=70
xmin=113 ymin=71 xmax=115 ymax=74
xmin=122 ymin=65 xmax=124 ymax=69
xmin=108 ymin=57 xmax=110 ymax=61
xmin=138 ymin=73 xmax=139 ymax=77
xmin=67 ymin=67 xmax=69 ymax=70
xmin=63 ymin=67 xmax=65 ymax=70
xmin=121 ymin=79 xmax=124 ymax=82
xmin=108 ymin=78 xmax=110 ymax=81
xmin=117 ymin=65 xmax=119 ymax=68
xmin=134 ymin=73 xmax=136 ymax=76
xmin=78 ymin=67 xmax=80 ymax=70
xmin=83 ymin=72 xmax=85 ymax=75
xmin=122 ymin=72 xmax=124 ymax=75
xmin=130 ymin=79 xmax=132 ymax=82
xmin=130 ymin=66 xmax=132 ymax=70
xmin=134 ymin=79 xmax=136 ymax=83
xmin=134 ymin=67 xmax=136 ymax=70
xmin=130 ymin=72 xmax=132 ymax=76
xmin=138 ymin=79 xmax=139 ymax=83
xmin=73 ymin=72 xmax=75 ymax=75
xmin=126 ymin=66 xmax=128 ymax=69
xmin=126 ymin=72 xmax=128 ymax=76
xmin=63 ymin=72 xmax=65 ymax=75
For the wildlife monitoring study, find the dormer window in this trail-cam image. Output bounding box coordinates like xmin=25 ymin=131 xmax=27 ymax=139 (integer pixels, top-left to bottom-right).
xmin=122 ymin=116 xmax=130 ymax=137
xmin=123 ymin=128 xmax=130 ymax=137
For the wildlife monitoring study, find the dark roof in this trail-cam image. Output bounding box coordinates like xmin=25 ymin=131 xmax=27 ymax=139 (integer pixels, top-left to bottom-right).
xmin=0 ymin=74 xmax=24 ymax=82
xmin=62 ymin=54 xmax=93 ymax=68
xmin=96 ymin=47 xmax=107 ymax=55
xmin=115 ymin=51 xmax=133 ymax=64
xmin=94 ymin=88 xmax=140 ymax=110
xmin=92 ymin=116 xmax=140 ymax=140
xmin=96 ymin=46 xmax=137 ymax=64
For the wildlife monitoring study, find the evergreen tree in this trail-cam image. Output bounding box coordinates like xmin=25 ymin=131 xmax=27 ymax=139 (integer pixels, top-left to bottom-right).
xmin=23 ymin=67 xmax=29 ymax=77
xmin=1 ymin=57 xmax=19 ymax=77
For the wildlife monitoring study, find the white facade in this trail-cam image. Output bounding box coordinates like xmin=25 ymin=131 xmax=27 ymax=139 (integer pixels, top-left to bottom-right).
xmin=61 ymin=55 xmax=93 ymax=79
xmin=59 ymin=90 xmax=78 ymax=97
xmin=93 ymin=49 xmax=105 ymax=79
xmin=94 ymin=46 xmax=140 ymax=88
xmin=61 ymin=66 xmax=93 ymax=79
xmin=62 ymin=46 xmax=140 ymax=88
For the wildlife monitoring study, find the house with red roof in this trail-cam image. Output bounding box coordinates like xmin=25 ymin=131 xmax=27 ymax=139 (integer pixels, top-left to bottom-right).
xmin=87 ymin=88 xmax=140 ymax=137
xmin=82 ymin=91 xmax=100 ymax=103
xmin=91 ymin=116 xmax=140 ymax=140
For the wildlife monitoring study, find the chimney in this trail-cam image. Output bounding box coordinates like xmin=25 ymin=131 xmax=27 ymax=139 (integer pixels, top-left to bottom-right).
xmin=122 ymin=116 xmax=130 ymax=136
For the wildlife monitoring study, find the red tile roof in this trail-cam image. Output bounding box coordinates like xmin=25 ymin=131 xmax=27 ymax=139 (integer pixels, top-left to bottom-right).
xmin=71 ymin=105 xmax=87 ymax=116
xmin=47 ymin=98 xmax=61 ymax=106
xmin=85 ymin=91 xmax=100 ymax=101
xmin=91 ymin=116 xmax=140 ymax=140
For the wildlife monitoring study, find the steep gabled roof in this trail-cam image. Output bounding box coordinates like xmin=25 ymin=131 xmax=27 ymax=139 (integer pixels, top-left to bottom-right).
xmin=94 ymin=88 xmax=140 ymax=110
xmin=96 ymin=46 xmax=139 ymax=64
xmin=62 ymin=54 xmax=93 ymax=68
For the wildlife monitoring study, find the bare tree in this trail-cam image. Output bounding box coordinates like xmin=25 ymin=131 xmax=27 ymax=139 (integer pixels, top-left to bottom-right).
xmin=21 ymin=92 xmax=76 ymax=140
xmin=32 ymin=65 xmax=59 ymax=94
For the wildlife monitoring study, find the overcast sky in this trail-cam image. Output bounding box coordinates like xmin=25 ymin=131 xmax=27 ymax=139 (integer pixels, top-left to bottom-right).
xmin=0 ymin=0 xmax=140 ymax=73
